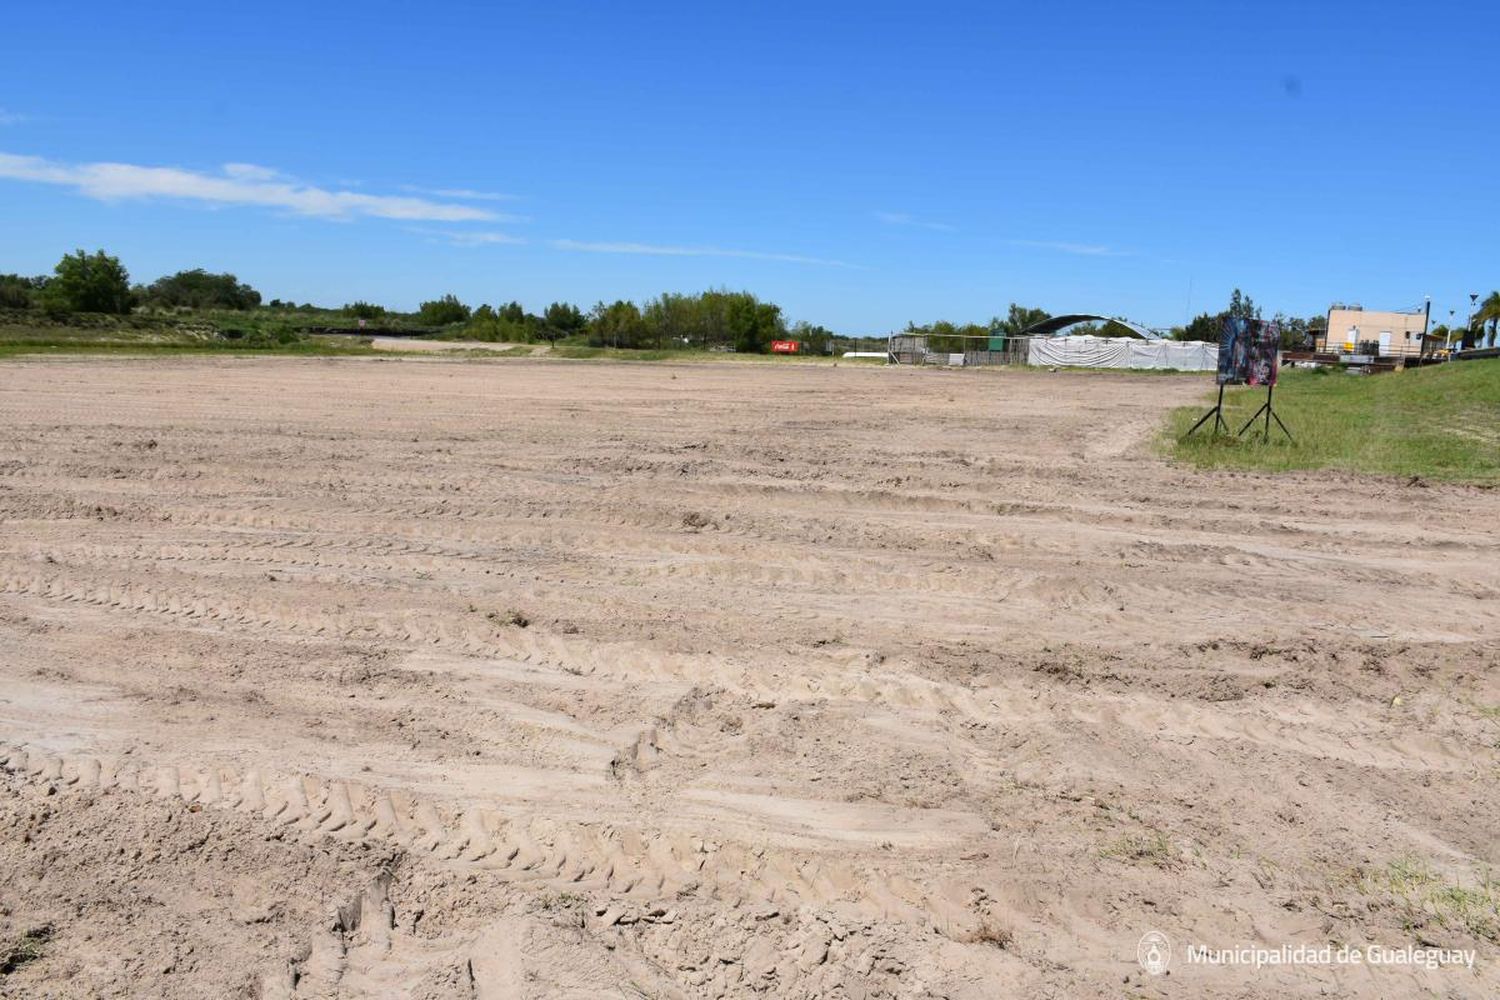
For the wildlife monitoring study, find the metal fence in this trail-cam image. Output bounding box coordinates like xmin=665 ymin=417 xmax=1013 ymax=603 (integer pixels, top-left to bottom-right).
xmin=887 ymin=334 xmax=1029 ymax=367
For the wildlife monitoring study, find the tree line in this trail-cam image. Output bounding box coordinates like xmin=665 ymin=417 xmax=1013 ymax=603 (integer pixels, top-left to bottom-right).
xmin=11 ymin=250 xmax=1488 ymax=354
xmin=900 ymin=291 xmax=1331 ymax=350
xmin=1431 ymin=292 xmax=1500 ymax=349
xmin=0 ymin=249 xmax=842 ymax=354
xmin=1173 ymin=289 xmax=1328 ymax=349
xmin=411 ymin=290 xmax=816 ymax=353
xmin=1 ymin=251 xmax=262 ymax=314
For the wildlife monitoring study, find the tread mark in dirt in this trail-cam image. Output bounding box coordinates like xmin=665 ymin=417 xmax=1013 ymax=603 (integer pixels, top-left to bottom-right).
xmin=0 ymin=743 xmax=977 ymax=939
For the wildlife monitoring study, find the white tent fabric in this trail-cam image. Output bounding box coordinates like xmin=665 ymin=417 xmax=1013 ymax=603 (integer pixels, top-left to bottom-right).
xmin=1026 ymin=336 xmax=1217 ymax=372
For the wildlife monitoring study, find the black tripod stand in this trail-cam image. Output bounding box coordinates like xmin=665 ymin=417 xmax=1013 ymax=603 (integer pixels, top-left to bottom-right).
xmin=1235 ymin=383 xmax=1293 ymax=442
xmin=1183 ymin=383 xmax=1230 ymax=438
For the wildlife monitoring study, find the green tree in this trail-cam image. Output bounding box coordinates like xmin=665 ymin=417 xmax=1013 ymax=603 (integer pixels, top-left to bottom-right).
xmin=693 ymin=290 xmax=736 ymax=349
xmin=465 ymin=303 xmax=500 ymax=340
xmin=0 ymin=273 xmax=46 ymax=310
xmin=41 ymin=249 xmax=133 ymax=314
xmin=1035 ymin=319 xmax=1140 ymax=338
xmin=588 ymin=300 xmax=649 ymax=348
xmin=343 ymin=301 xmax=387 ymax=319
xmin=458 ymin=304 xmax=525 ymax=342
xmin=460 ymin=301 xmax=539 ymax=342
xmin=1475 ymin=291 xmax=1500 ymax=348
xmin=898 ymin=318 xmax=990 ymax=353
xmin=144 ymin=269 xmax=261 ymax=310
xmin=789 ymin=320 xmax=834 ymax=355
xmin=629 ymin=289 xmax=789 ymax=351
xmin=723 ymin=294 xmax=784 ymax=353
xmin=642 ymin=292 xmax=697 ymax=349
xmin=991 ymin=303 xmax=1051 ymax=335
xmin=542 ymin=302 xmax=586 ymax=342
xmin=1227 ymin=288 xmax=1260 ymax=322
xmin=896 ymin=319 xmax=986 ymax=354
xmin=1270 ymin=313 xmax=1325 ymax=350
xmin=417 ymin=294 xmax=471 ymax=326
xmin=1307 ymin=313 xmax=1327 ymax=344
xmin=1172 ymin=289 xmax=1262 ymax=343
xmin=1174 ymin=312 xmax=1220 ymax=342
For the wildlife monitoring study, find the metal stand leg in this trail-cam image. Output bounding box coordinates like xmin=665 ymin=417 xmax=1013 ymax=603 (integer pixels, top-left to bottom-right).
xmin=1236 ymin=385 xmax=1292 ymax=441
xmin=1185 ymin=384 xmax=1227 ymax=438
xmin=1236 ymin=402 xmax=1269 ymax=437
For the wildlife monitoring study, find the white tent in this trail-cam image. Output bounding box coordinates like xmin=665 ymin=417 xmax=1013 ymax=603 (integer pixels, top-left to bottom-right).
xmin=1026 ymin=336 xmax=1217 ymax=372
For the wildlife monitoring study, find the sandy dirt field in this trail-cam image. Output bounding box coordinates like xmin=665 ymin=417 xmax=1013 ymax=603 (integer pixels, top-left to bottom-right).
xmin=0 ymin=356 xmax=1496 ymax=999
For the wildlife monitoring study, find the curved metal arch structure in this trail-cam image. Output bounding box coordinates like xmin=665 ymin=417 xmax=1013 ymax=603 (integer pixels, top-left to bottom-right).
xmin=1019 ymin=314 xmax=1164 ymax=340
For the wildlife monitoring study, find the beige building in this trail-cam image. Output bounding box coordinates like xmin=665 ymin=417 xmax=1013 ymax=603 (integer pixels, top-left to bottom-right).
xmin=1317 ymin=305 xmax=1428 ymax=357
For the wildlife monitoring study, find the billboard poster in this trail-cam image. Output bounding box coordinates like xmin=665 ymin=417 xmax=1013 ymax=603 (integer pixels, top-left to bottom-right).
xmin=1217 ymin=317 xmax=1249 ymax=385
xmin=1217 ymin=317 xmax=1279 ymax=386
xmin=1246 ymin=320 xmax=1280 ymax=386
xmin=770 ymin=340 xmax=800 ymax=354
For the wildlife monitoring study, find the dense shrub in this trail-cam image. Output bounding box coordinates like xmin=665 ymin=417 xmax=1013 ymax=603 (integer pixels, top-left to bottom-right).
xmin=143 ymin=269 xmax=261 ymax=310
xmin=40 ymin=250 xmax=133 ymax=314
xmin=417 ymin=294 xmax=471 ymax=326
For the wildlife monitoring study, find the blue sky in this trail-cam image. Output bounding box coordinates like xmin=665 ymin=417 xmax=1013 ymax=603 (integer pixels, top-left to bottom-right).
xmin=2 ymin=1 xmax=1495 ymax=334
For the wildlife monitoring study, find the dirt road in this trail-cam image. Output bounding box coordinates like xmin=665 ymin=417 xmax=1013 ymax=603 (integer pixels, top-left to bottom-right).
xmin=1 ymin=357 xmax=1496 ymax=998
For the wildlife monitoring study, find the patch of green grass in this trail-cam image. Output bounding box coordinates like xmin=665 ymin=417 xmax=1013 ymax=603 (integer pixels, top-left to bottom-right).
xmin=0 ymin=306 xmax=403 ymax=359
xmin=0 ymin=321 xmax=379 ymax=359
xmin=0 ymin=312 xmax=875 ymax=366
xmin=1165 ymin=361 xmax=1500 ymax=484
xmin=547 ymin=345 xmax=681 ymax=361
xmin=1361 ymin=857 xmax=1499 ymax=943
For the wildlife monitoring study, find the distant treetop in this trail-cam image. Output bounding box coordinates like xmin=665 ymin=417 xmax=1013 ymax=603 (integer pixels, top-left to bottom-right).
xmin=143 ymin=268 xmax=262 ymax=311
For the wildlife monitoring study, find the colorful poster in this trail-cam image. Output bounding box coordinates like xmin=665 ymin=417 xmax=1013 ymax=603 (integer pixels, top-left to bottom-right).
xmin=1217 ymin=317 xmax=1251 ymax=385
xmin=1246 ymin=321 xmax=1280 ymax=386
xmin=1217 ymin=317 xmax=1280 ymax=386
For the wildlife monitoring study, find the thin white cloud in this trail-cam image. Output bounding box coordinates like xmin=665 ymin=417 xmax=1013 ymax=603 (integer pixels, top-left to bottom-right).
xmin=1009 ymin=239 xmax=1127 ymax=257
xmin=402 ymin=184 xmax=516 ymax=202
xmin=410 ymin=228 xmax=526 ymax=247
xmin=0 ymin=109 xmax=25 ymax=126
xmin=552 ymin=239 xmax=854 ymax=268
xmin=875 ymin=210 xmax=955 ymax=232
xmin=0 ymin=151 xmax=496 ymax=222
xmin=221 ymin=162 xmax=282 ymax=182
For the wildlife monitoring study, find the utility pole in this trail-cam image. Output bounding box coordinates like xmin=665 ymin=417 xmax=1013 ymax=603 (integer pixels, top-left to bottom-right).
xmin=1423 ymin=296 xmax=1430 ymax=358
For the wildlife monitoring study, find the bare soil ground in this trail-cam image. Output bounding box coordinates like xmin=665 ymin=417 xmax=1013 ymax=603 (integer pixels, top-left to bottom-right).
xmin=0 ymin=356 xmax=1496 ymax=999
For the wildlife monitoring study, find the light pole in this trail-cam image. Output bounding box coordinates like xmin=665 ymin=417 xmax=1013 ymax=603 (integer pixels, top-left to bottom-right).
xmin=1421 ymin=295 xmax=1430 ymax=359
xmin=1466 ymin=292 xmax=1480 ymax=353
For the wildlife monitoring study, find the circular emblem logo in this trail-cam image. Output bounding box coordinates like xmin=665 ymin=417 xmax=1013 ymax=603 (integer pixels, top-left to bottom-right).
xmin=1137 ymin=930 xmax=1171 ymax=975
